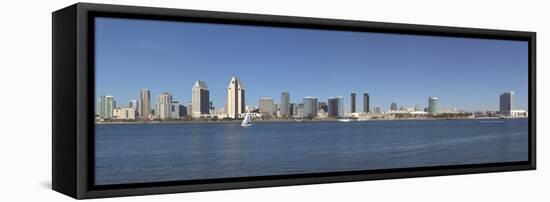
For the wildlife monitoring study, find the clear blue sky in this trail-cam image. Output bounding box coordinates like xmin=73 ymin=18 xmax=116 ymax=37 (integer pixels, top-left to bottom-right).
xmin=95 ymin=17 xmax=528 ymax=112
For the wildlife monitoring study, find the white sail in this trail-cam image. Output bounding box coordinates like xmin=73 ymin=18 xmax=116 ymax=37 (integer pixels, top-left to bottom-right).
xmin=241 ymin=112 xmax=252 ymax=127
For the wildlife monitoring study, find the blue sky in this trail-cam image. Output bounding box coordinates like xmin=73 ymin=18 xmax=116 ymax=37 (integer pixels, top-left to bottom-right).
xmin=95 ymin=17 xmax=528 ymax=112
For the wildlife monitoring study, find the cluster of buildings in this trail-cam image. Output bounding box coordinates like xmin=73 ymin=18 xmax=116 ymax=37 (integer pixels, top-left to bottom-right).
xmin=96 ymin=76 xmax=527 ymax=122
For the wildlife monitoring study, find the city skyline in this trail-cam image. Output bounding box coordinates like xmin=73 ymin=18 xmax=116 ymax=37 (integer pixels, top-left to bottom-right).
xmin=95 ymin=17 xmax=528 ymax=112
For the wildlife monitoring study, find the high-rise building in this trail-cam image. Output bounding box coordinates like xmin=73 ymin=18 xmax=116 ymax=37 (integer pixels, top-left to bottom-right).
xmin=328 ymin=96 xmax=344 ymax=117
xmin=98 ymin=95 xmax=106 ymax=118
xmin=227 ymin=76 xmax=245 ymax=118
xmin=374 ymin=105 xmax=381 ymax=114
xmin=170 ymin=101 xmax=180 ymax=119
xmin=156 ymin=92 xmax=172 ymax=120
xmin=192 ymin=80 xmax=210 ymax=117
xmin=98 ymin=95 xmax=116 ymax=119
xmin=428 ymin=97 xmax=438 ymax=115
xmin=317 ymin=101 xmax=328 ymax=112
xmin=280 ymin=91 xmax=290 ymax=117
xmin=363 ymin=92 xmax=370 ymax=113
xmin=500 ymin=91 xmax=515 ymax=115
xmin=179 ymin=104 xmax=187 ymax=117
xmin=390 ymin=102 xmax=398 ymax=111
xmin=296 ymin=103 xmax=304 ymax=118
xmin=289 ymin=103 xmax=296 ymax=116
xmin=258 ymin=97 xmax=276 ymax=115
xmin=303 ymin=96 xmax=318 ymax=118
xmin=140 ymin=89 xmax=151 ymax=119
xmin=186 ymin=102 xmax=193 ymax=116
xmin=350 ymin=92 xmax=356 ymax=113
xmin=129 ymin=100 xmax=139 ymax=117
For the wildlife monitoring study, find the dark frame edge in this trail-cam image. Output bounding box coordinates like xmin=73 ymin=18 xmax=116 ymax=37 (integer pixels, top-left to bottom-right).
xmin=52 ymin=3 xmax=79 ymax=199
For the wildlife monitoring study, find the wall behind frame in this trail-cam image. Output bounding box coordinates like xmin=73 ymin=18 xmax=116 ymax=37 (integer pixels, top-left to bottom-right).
xmin=0 ymin=0 xmax=547 ymax=201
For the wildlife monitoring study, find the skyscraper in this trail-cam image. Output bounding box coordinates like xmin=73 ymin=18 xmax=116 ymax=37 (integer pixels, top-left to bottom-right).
xmin=170 ymin=101 xmax=180 ymax=119
xmin=192 ymin=80 xmax=210 ymax=117
xmin=350 ymin=92 xmax=356 ymax=113
xmin=428 ymin=97 xmax=438 ymax=115
xmin=317 ymin=101 xmax=328 ymax=112
xmin=156 ymin=92 xmax=172 ymax=120
xmin=186 ymin=102 xmax=193 ymax=116
xmin=129 ymin=100 xmax=139 ymax=117
xmin=280 ymin=91 xmax=290 ymax=117
xmin=363 ymin=92 xmax=370 ymax=113
xmin=98 ymin=95 xmax=106 ymax=118
xmin=98 ymin=95 xmax=115 ymax=119
xmin=140 ymin=89 xmax=151 ymax=120
xmin=390 ymin=102 xmax=398 ymax=111
xmin=303 ymin=96 xmax=318 ymax=118
xmin=500 ymin=91 xmax=515 ymax=115
xmin=227 ymin=76 xmax=245 ymax=118
xmin=259 ymin=97 xmax=275 ymax=115
xmin=328 ymin=96 xmax=344 ymax=117
xmin=289 ymin=103 xmax=296 ymax=116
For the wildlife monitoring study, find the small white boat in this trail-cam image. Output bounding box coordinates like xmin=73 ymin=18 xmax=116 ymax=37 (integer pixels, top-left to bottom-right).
xmin=241 ymin=111 xmax=252 ymax=127
xmin=338 ymin=119 xmax=351 ymax=122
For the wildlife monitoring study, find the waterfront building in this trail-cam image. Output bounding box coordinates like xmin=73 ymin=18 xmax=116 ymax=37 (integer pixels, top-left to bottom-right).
xmin=156 ymin=92 xmax=172 ymax=120
xmin=317 ymin=101 xmax=328 ymax=113
xmin=98 ymin=95 xmax=116 ymax=119
xmin=259 ymin=97 xmax=276 ymax=116
xmin=289 ymin=103 xmax=296 ymax=117
xmin=428 ymin=97 xmax=438 ymax=115
xmin=499 ymin=91 xmax=515 ymax=116
xmin=129 ymin=100 xmax=138 ymax=115
xmin=374 ymin=105 xmax=381 ymax=114
xmin=140 ymin=89 xmax=151 ymax=119
xmin=390 ymin=102 xmax=398 ymax=111
xmin=296 ymin=103 xmax=304 ymax=118
xmin=327 ymin=96 xmax=344 ymax=117
xmin=186 ymin=102 xmax=193 ymax=116
xmin=303 ymin=96 xmax=318 ymax=118
xmin=179 ymin=104 xmax=187 ymax=117
xmin=227 ymin=76 xmax=245 ymax=118
xmin=98 ymin=95 xmax=106 ymax=118
xmin=113 ymin=107 xmax=136 ymax=120
xmin=192 ymin=80 xmax=210 ymax=117
xmin=170 ymin=101 xmax=180 ymax=119
xmin=280 ymin=91 xmax=290 ymax=117
xmin=350 ymin=92 xmax=356 ymax=113
xmin=363 ymin=92 xmax=370 ymax=113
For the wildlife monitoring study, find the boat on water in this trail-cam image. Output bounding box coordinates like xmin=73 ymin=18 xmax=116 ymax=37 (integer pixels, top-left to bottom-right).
xmin=338 ymin=119 xmax=351 ymax=122
xmin=241 ymin=111 xmax=252 ymax=127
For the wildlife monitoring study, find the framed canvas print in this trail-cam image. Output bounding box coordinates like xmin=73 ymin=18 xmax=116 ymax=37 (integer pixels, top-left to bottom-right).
xmin=52 ymin=3 xmax=536 ymax=199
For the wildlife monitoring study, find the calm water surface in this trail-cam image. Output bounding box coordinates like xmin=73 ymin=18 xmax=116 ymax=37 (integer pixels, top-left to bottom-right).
xmin=95 ymin=119 xmax=528 ymax=185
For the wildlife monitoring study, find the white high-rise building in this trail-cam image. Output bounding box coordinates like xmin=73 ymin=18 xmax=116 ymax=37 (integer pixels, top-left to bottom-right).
xmin=129 ymin=100 xmax=139 ymax=116
xmin=227 ymin=76 xmax=245 ymax=118
xmin=156 ymin=92 xmax=172 ymax=120
xmin=192 ymin=80 xmax=210 ymax=117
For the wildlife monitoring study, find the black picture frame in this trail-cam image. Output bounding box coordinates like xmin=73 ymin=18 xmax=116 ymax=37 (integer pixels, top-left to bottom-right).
xmin=52 ymin=3 xmax=536 ymax=199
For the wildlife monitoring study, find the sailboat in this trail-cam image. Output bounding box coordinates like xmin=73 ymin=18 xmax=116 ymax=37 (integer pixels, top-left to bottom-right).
xmin=241 ymin=111 xmax=252 ymax=127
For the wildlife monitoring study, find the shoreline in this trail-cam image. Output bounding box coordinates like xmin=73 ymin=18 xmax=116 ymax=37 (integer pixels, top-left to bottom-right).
xmin=95 ymin=117 xmax=527 ymax=125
